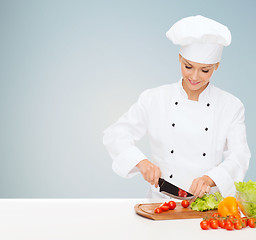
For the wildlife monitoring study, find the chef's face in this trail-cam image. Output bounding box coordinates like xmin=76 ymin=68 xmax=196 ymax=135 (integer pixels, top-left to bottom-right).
xmin=179 ymin=54 xmax=219 ymax=93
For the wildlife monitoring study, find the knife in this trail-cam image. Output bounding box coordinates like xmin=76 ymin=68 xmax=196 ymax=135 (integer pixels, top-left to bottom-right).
xmin=158 ymin=178 xmax=195 ymax=200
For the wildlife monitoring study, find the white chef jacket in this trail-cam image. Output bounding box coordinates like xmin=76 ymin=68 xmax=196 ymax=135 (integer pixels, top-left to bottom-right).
xmin=103 ymin=79 xmax=251 ymax=198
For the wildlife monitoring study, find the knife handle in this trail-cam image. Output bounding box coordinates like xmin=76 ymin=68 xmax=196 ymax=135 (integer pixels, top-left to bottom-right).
xmin=158 ymin=178 xmax=164 ymax=187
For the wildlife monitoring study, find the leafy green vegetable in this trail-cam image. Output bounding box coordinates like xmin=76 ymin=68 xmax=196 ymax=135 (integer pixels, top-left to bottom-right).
xmin=214 ymin=191 xmax=223 ymax=203
xmin=191 ymin=192 xmax=223 ymax=212
xmin=235 ymin=180 xmax=256 ymax=217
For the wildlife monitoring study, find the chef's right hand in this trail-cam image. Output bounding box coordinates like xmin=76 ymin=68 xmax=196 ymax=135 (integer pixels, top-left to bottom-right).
xmin=136 ymin=159 xmax=161 ymax=188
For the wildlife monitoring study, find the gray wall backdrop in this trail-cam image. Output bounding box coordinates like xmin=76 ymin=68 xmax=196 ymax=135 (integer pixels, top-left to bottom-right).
xmin=1 ymin=0 xmax=255 ymax=198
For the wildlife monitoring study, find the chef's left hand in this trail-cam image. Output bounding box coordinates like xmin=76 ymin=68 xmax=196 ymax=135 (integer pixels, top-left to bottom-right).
xmin=189 ymin=175 xmax=216 ymax=199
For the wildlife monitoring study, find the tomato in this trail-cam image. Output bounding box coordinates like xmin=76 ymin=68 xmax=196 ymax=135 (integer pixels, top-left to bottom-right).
xmin=212 ymin=213 xmax=220 ymax=218
xmin=225 ymin=220 xmax=234 ymax=231
xmin=227 ymin=215 xmax=236 ymax=221
xmin=168 ymin=201 xmax=176 ymax=210
xmin=219 ymin=218 xmax=226 ymax=229
xmin=200 ymin=220 xmax=210 ymax=230
xmin=181 ymin=200 xmax=189 ymax=208
xmin=178 ymin=189 xmax=188 ymax=198
xmin=154 ymin=207 xmax=163 ymax=213
xmin=160 ymin=202 xmax=169 ymax=211
xmin=160 ymin=205 xmax=169 ymax=211
xmin=234 ymin=219 xmax=243 ymax=230
xmin=209 ymin=219 xmax=219 ymax=229
xmin=248 ymin=218 xmax=256 ymax=228
xmin=160 ymin=202 xmax=169 ymax=207
xmin=241 ymin=217 xmax=248 ymax=228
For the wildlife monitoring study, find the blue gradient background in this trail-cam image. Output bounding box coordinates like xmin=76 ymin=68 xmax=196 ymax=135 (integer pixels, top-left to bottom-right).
xmin=0 ymin=0 xmax=255 ymax=198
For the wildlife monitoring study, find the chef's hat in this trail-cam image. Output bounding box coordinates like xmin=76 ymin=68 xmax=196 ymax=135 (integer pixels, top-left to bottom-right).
xmin=166 ymin=15 xmax=232 ymax=64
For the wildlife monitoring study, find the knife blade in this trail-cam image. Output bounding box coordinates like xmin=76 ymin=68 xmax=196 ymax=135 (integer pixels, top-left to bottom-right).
xmin=158 ymin=178 xmax=195 ymax=200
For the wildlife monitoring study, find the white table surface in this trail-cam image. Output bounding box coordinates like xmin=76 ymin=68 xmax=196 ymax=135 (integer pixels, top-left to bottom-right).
xmin=0 ymin=199 xmax=255 ymax=240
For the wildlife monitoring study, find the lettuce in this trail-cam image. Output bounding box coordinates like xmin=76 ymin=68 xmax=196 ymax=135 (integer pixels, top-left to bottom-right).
xmin=235 ymin=180 xmax=256 ymax=217
xmin=191 ymin=192 xmax=223 ymax=212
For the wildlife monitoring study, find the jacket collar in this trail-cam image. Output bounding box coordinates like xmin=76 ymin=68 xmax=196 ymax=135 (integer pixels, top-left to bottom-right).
xmin=178 ymin=78 xmax=211 ymax=102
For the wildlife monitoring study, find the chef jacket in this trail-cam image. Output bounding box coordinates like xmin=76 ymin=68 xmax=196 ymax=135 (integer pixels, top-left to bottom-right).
xmin=103 ymin=79 xmax=251 ymax=198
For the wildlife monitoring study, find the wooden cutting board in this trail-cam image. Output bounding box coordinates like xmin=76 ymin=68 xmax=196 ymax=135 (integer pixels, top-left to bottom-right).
xmin=134 ymin=202 xmax=218 ymax=220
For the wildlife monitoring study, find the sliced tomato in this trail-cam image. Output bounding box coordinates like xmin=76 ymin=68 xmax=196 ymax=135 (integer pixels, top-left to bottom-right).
xmin=154 ymin=207 xmax=163 ymax=213
xmin=160 ymin=202 xmax=169 ymax=207
xmin=160 ymin=202 xmax=169 ymax=211
xmin=160 ymin=205 xmax=169 ymax=211
xmin=178 ymin=189 xmax=188 ymax=198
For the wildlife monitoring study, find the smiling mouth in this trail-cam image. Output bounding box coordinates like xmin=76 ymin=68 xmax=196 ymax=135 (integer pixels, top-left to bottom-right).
xmin=189 ymin=79 xmax=201 ymax=85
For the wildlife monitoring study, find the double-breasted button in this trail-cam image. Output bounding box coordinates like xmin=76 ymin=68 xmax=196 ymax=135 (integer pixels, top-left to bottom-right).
xmin=203 ymin=153 xmax=206 ymax=156
xmin=205 ymin=127 xmax=208 ymax=131
xmin=172 ymin=123 xmax=175 ymax=127
xmin=175 ymin=101 xmax=178 ymax=105
xmin=170 ymin=174 xmax=173 ymax=179
xmin=170 ymin=150 xmax=174 ymax=154
xmin=207 ymin=103 xmax=210 ymax=107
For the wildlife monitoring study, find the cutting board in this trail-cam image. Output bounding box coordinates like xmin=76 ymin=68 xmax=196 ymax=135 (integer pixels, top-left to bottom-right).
xmin=134 ymin=202 xmax=218 ymax=220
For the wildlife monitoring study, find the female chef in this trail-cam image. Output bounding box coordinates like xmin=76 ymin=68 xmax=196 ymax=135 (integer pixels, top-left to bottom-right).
xmin=103 ymin=15 xmax=251 ymax=199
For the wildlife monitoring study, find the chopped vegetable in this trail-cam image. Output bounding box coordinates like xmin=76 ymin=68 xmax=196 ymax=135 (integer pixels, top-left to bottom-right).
xmin=160 ymin=202 xmax=169 ymax=211
xmin=154 ymin=207 xmax=162 ymax=213
xmin=160 ymin=205 xmax=169 ymax=211
xmin=191 ymin=192 xmax=223 ymax=211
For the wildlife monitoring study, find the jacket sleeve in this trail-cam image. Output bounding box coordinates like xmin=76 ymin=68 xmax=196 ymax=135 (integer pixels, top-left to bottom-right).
xmin=103 ymin=90 xmax=150 ymax=178
xmin=205 ymin=103 xmax=251 ymax=197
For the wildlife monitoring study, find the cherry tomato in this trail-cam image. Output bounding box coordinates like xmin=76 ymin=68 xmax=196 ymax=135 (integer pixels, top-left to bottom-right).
xmin=227 ymin=215 xmax=236 ymax=221
xmin=178 ymin=189 xmax=188 ymax=198
xmin=234 ymin=219 xmax=243 ymax=230
xmin=181 ymin=200 xmax=189 ymax=208
xmin=209 ymin=219 xmax=219 ymax=229
xmin=241 ymin=217 xmax=248 ymax=228
xmin=248 ymin=218 xmax=256 ymax=228
xmin=168 ymin=201 xmax=176 ymax=210
xmin=200 ymin=220 xmax=210 ymax=230
xmin=160 ymin=202 xmax=169 ymax=207
xmin=160 ymin=202 xmax=169 ymax=211
xmin=219 ymin=218 xmax=226 ymax=229
xmin=212 ymin=213 xmax=220 ymax=218
xmin=225 ymin=220 xmax=234 ymax=231
xmin=160 ymin=205 xmax=169 ymax=211
xmin=154 ymin=207 xmax=163 ymax=213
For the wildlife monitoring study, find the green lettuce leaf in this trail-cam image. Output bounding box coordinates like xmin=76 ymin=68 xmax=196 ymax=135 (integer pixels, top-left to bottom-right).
xmin=235 ymin=180 xmax=256 ymax=217
xmin=191 ymin=192 xmax=223 ymax=212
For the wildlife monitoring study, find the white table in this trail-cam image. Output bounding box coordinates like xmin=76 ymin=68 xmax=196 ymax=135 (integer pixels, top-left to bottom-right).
xmin=0 ymin=199 xmax=255 ymax=240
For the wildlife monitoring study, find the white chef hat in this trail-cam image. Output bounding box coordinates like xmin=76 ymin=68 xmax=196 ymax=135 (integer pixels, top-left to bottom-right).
xmin=166 ymin=15 xmax=232 ymax=64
